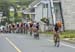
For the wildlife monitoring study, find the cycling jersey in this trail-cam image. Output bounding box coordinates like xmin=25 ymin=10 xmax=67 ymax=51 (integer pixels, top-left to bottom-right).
xmin=17 ymin=24 xmax=19 ymax=27
xmin=12 ymin=24 xmax=15 ymax=28
xmin=36 ymin=23 xmax=39 ymax=30
xmin=54 ymin=24 xmax=59 ymax=32
xmin=30 ymin=23 xmax=33 ymax=27
xmin=24 ymin=23 xmax=28 ymax=28
xmin=21 ymin=23 xmax=23 ymax=27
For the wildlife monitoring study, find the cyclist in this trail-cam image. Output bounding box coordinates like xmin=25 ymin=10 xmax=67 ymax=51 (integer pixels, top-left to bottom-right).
xmin=19 ymin=22 xmax=23 ymax=33
xmin=11 ymin=23 xmax=16 ymax=33
xmin=24 ymin=23 xmax=29 ymax=34
xmin=53 ymin=21 xmax=62 ymax=47
xmin=32 ymin=22 xmax=39 ymax=39
xmin=29 ymin=21 xmax=33 ymax=36
xmin=8 ymin=24 xmax=12 ymax=33
xmin=16 ymin=23 xmax=19 ymax=33
xmin=36 ymin=22 xmax=39 ymax=31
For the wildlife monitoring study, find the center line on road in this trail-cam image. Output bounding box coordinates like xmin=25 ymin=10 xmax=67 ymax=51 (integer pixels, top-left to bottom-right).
xmin=5 ymin=37 xmax=22 ymax=52
xmin=48 ymin=39 xmax=75 ymax=49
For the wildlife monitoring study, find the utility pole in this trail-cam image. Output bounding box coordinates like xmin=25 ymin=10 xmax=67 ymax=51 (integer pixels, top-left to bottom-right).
xmin=49 ymin=0 xmax=56 ymax=25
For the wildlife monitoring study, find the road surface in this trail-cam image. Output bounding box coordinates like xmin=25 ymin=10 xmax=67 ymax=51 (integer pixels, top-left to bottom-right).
xmin=0 ymin=33 xmax=75 ymax=52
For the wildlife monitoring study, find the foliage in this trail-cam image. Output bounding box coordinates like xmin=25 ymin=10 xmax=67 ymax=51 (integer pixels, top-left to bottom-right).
xmin=41 ymin=17 xmax=49 ymax=25
xmin=61 ymin=31 xmax=75 ymax=38
xmin=41 ymin=18 xmax=47 ymax=23
xmin=15 ymin=18 xmax=22 ymax=22
xmin=40 ymin=30 xmax=75 ymax=38
xmin=0 ymin=0 xmax=35 ymax=7
xmin=0 ymin=0 xmax=35 ymax=24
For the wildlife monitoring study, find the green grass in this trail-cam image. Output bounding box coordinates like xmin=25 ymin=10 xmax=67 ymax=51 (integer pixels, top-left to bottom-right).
xmin=61 ymin=30 xmax=75 ymax=38
xmin=40 ymin=31 xmax=53 ymax=35
xmin=40 ymin=30 xmax=75 ymax=38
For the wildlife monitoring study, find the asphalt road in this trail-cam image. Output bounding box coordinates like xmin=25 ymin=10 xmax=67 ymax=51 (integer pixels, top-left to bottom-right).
xmin=0 ymin=33 xmax=75 ymax=52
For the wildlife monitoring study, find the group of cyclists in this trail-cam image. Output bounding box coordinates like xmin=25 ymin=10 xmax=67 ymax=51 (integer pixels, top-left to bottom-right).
xmin=0 ymin=21 xmax=40 ymax=39
xmin=0 ymin=20 xmax=62 ymax=47
xmin=1 ymin=21 xmax=39 ymax=36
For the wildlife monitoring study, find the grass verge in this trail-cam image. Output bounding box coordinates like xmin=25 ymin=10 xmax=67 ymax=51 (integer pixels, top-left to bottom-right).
xmin=40 ymin=30 xmax=75 ymax=38
xmin=61 ymin=30 xmax=75 ymax=38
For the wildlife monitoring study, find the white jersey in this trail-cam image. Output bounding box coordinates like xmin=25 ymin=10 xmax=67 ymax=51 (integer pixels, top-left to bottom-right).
xmin=33 ymin=23 xmax=37 ymax=27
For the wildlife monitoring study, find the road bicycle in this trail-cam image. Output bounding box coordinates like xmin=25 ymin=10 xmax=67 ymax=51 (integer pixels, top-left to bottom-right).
xmin=54 ymin=32 xmax=60 ymax=47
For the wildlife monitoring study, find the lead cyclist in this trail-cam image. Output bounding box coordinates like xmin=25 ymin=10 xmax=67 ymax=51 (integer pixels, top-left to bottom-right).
xmin=53 ymin=21 xmax=62 ymax=47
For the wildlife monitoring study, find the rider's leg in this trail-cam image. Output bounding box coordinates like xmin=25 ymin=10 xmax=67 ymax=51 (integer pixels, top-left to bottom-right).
xmin=53 ymin=34 xmax=57 ymax=46
xmin=55 ymin=32 xmax=60 ymax=47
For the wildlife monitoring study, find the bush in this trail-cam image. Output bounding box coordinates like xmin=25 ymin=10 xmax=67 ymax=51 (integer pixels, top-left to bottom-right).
xmin=41 ymin=18 xmax=47 ymax=23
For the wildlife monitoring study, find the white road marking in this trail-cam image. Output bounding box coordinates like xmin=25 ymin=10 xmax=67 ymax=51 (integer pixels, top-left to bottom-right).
xmin=48 ymin=39 xmax=75 ymax=49
xmin=61 ymin=43 xmax=75 ymax=48
xmin=5 ymin=37 xmax=22 ymax=52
